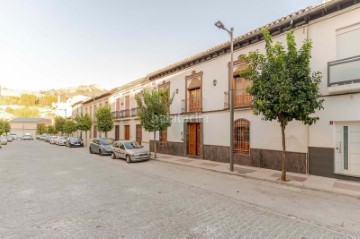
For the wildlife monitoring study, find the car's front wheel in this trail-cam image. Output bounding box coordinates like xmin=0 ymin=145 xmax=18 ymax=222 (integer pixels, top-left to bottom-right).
xmin=99 ymin=149 xmax=103 ymax=156
xmin=89 ymin=147 xmax=93 ymax=154
xmin=111 ymin=153 xmax=116 ymax=159
xmin=126 ymin=155 xmax=132 ymax=163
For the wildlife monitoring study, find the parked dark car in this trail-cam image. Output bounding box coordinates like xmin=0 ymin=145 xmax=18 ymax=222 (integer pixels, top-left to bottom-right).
xmin=66 ymin=137 xmax=84 ymax=147
xmin=89 ymin=138 xmax=114 ymax=156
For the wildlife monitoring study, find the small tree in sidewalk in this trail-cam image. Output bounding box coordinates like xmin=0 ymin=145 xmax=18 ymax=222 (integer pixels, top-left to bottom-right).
xmin=241 ymin=28 xmax=324 ymax=182
xmin=63 ymin=119 xmax=77 ymax=136
xmin=54 ymin=116 xmax=66 ymax=135
xmin=75 ymin=113 xmax=92 ymax=145
xmin=46 ymin=125 xmax=57 ymax=135
xmin=95 ymin=106 xmax=114 ymax=138
xmin=36 ymin=123 xmax=47 ymax=135
xmin=135 ymin=88 xmax=174 ymax=158
xmin=2 ymin=120 xmax=10 ymax=135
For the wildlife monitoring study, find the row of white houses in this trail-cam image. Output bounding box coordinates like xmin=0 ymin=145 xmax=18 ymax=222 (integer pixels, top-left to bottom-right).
xmin=72 ymin=0 xmax=360 ymax=181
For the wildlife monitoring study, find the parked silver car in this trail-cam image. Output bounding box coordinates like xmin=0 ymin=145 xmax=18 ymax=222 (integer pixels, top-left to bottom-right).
xmin=111 ymin=140 xmax=150 ymax=163
xmin=89 ymin=138 xmax=114 ymax=156
xmin=49 ymin=136 xmax=58 ymax=144
xmin=0 ymin=136 xmax=7 ymax=145
xmin=56 ymin=136 xmax=68 ymax=146
xmin=6 ymin=135 xmax=14 ymax=142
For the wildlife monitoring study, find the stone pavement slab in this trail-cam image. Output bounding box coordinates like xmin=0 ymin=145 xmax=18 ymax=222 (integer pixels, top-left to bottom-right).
xmin=153 ymin=153 xmax=360 ymax=198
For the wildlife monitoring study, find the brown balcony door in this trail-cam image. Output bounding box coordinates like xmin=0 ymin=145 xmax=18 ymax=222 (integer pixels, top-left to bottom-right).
xmin=115 ymin=125 xmax=120 ymax=141
xmin=124 ymin=125 xmax=130 ymax=140
xmin=188 ymin=123 xmax=200 ymax=156
xmin=234 ymin=76 xmax=252 ymax=107
xmin=136 ymin=124 xmax=142 ymax=144
xmin=189 ymin=88 xmax=201 ymax=112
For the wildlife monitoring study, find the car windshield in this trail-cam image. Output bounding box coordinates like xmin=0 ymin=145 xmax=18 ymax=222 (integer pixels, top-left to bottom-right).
xmin=100 ymin=138 xmax=114 ymax=145
xmin=70 ymin=137 xmax=80 ymax=142
xmin=60 ymin=137 xmax=67 ymax=140
xmin=123 ymin=141 xmax=142 ymax=149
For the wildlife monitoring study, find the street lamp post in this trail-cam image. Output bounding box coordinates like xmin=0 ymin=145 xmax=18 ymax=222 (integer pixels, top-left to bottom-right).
xmin=215 ymin=20 xmax=235 ymax=172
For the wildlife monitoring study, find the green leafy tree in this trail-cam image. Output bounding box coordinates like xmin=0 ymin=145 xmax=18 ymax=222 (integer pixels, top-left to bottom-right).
xmin=46 ymin=125 xmax=57 ymax=135
xmin=75 ymin=113 xmax=92 ymax=145
xmin=3 ymin=121 xmax=10 ymax=135
xmin=0 ymin=120 xmax=10 ymax=135
xmin=63 ymin=119 xmax=77 ymax=136
xmin=95 ymin=106 xmax=114 ymax=137
xmin=54 ymin=116 xmax=66 ymax=135
xmin=241 ymin=28 xmax=324 ymax=181
xmin=36 ymin=123 xmax=47 ymax=135
xmin=0 ymin=120 xmax=5 ymax=135
xmin=135 ymin=88 xmax=174 ymax=158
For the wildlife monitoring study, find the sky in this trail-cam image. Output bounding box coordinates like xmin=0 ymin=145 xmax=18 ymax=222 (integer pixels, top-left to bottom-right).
xmin=0 ymin=0 xmax=321 ymax=91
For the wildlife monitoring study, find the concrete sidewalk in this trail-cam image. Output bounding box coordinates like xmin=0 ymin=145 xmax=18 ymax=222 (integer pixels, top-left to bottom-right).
xmin=152 ymin=153 xmax=360 ymax=198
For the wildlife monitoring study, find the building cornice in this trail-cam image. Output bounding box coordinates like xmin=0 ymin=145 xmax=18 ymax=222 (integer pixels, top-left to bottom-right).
xmin=146 ymin=0 xmax=360 ymax=81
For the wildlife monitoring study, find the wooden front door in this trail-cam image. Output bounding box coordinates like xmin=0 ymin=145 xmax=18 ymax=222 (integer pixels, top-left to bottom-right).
xmin=188 ymin=123 xmax=200 ymax=156
xmin=124 ymin=125 xmax=130 ymax=140
xmin=115 ymin=125 xmax=120 ymax=141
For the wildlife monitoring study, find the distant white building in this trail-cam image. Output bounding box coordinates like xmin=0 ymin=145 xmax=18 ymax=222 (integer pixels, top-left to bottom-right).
xmin=52 ymin=95 xmax=90 ymax=118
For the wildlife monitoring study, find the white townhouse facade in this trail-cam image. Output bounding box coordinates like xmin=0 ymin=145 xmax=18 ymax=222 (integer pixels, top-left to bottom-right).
xmin=74 ymin=0 xmax=360 ymax=181
xmin=73 ymin=92 xmax=112 ymax=145
xmin=107 ymin=78 xmax=150 ymax=149
xmin=145 ymin=0 xmax=360 ymax=181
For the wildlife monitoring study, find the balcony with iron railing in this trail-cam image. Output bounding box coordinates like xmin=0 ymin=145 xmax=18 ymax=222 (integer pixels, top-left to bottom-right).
xmin=224 ymin=91 xmax=252 ymax=109
xmin=181 ymin=98 xmax=202 ymax=113
xmin=328 ymin=55 xmax=360 ymax=94
xmin=112 ymin=107 xmax=139 ymax=119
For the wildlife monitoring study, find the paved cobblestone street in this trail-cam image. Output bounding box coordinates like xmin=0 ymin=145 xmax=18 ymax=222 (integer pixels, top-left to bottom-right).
xmin=0 ymin=141 xmax=357 ymax=238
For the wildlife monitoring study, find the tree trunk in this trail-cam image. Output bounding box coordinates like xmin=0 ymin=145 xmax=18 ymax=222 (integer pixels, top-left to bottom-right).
xmin=80 ymin=131 xmax=83 ymax=140
xmin=105 ymin=131 xmax=108 ymax=138
xmin=154 ymin=131 xmax=157 ymax=158
xmin=280 ymin=122 xmax=287 ymax=182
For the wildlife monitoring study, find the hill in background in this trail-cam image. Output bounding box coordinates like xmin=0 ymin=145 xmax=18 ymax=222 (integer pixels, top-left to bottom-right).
xmin=40 ymin=84 xmax=106 ymax=101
